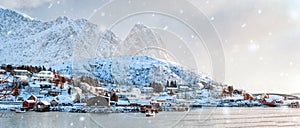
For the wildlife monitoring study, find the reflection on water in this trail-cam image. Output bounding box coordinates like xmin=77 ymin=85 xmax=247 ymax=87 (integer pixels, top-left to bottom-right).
xmin=1 ymin=107 xmax=300 ymax=128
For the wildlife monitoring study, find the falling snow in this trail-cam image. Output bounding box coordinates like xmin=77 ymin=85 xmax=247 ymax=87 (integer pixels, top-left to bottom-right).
xmin=268 ymin=32 xmax=273 ymax=36
xmin=179 ymin=9 xmax=184 ymax=14
xmin=257 ymin=9 xmax=262 ymax=14
xmin=248 ymin=40 xmax=260 ymax=52
xmin=101 ymin=12 xmax=105 ymax=16
xmin=48 ymin=3 xmax=53 ymax=9
xmin=241 ymin=23 xmax=247 ymax=28
xmin=191 ymin=35 xmax=195 ymax=39
xmin=163 ymin=26 xmax=168 ymax=30
xmin=79 ymin=116 xmax=85 ymax=121
xmin=210 ymin=17 xmax=215 ymax=21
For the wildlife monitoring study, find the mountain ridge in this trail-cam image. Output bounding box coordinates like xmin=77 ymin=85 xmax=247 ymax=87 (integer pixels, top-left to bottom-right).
xmin=0 ymin=8 xmax=216 ymax=88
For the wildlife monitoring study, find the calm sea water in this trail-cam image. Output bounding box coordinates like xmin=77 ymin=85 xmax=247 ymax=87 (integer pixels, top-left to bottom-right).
xmin=1 ymin=107 xmax=300 ymax=128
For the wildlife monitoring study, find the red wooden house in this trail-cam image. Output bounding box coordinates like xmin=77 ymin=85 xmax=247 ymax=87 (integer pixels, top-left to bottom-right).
xmin=22 ymin=100 xmax=36 ymax=109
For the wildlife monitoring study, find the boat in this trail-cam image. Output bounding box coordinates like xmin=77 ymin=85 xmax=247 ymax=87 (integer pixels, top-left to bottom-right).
xmin=287 ymin=101 xmax=300 ymax=108
xmin=15 ymin=108 xmax=26 ymax=113
xmin=10 ymin=107 xmax=17 ymax=111
xmin=145 ymin=108 xmax=157 ymax=117
xmin=146 ymin=111 xmax=155 ymax=117
xmin=260 ymin=98 xmax=283 ymax=107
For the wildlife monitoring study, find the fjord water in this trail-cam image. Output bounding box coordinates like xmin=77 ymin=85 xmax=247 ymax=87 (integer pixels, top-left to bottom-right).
xmin=1 ymin=107 xmax=300 ymax=128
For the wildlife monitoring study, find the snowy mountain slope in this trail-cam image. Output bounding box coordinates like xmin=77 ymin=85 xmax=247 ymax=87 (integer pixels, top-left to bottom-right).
xmin=0 ymin=8 xmax=172 ymax=66
xmin=91 ymin=55 xmax=208 ymax=86
xmin=0 ymin=8 xmax=102 ymax=65
xmin=96 ymin=30 xmax=121 ymax=58
xmin=118 ymin=24 xmax=172 ymax=61
xmin=0 ymin=8 xmax=213 ymax=87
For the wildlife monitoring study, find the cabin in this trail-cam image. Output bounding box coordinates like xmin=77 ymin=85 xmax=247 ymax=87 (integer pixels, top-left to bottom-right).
xmin=0 ymin=69 xmax=6 ymax=83
xmin=13 ymin=69 xmax=31 ymax=82
xmin=36 ymin=101 xmax=50 ymax=112
xmin=40 ymin=83 xmax=54 ymax=89
xmin=22 ymin=100 xmax=36 ymax=109
xmin=27 ymin=95 xmax=38 ymax=101
xmin=116 ymin=100 xmax=130 ymax=106
xmin=34 ymin=71 xmax=54 ymax=82
xmin=48 ymin=89 xmax=61 ymax=96
xmin=50 ymin=99 xmax=59 ymax=106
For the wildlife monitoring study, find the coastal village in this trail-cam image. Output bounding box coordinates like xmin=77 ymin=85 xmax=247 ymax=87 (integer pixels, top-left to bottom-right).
xmin=0 ymin=64 xmax=300 ymax=117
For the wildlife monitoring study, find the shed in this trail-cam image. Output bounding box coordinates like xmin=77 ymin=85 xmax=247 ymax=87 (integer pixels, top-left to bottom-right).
xmin=36 ymin=101 xmax=50 ymax=112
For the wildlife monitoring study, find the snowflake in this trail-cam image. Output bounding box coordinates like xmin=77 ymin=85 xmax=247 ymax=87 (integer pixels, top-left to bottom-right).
xmin=79 ymin=116 xmax=85 ymax=121
xmin=289 ymin=62 xmax=294 ymax=66
xmin=268 ymin=32 xmax=272 ymax=36
xmin=179 ymin=9 xmax=184 ymax=14
xmin=257 ymin=9 xmax=262 ymax=14
xmin=191 ymin=35 xmax=195 ymax=39
xmin=101 ymin=12 xmax=105 ymax=17
xmin=7 ymin=31 xmax=12 ymax=35
xmin=48 ymin=3 xmax=53 ymax=9
xmin=163 ymin=26 xmax=168 ymax=30
xmin=248 ymin=40 xmax=259 ymax=52
xmin=241 ymin=23 xmax=247 ymax=28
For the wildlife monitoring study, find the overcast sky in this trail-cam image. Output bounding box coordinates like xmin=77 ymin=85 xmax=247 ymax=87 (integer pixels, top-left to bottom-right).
xmin=1 ymin=0 xmax=300 ymax=93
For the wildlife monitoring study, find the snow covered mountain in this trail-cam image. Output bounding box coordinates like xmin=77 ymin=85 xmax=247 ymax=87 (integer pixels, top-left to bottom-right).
xmin=0 ymin=8 xmax=172 ymax=66
xmin=0 ymin=8 xmax=102 ymax=65
xmin=0 ymin=8 xmax=213 ymax=87
xmin=91 ymin=55 xmax=209 ymax=86
xmin=117 ymin=24 xmax=171 ymax=61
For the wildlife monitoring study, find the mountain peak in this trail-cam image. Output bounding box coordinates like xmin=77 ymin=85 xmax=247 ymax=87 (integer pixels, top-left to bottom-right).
xmin=121 ymin=24 xmax=170 ymax=61
xmin=55 ymin=16 xmax=69 ymax=22
xmin=103 ymin=30 xmax=117 ymax=39
xmin=0 ymin=7 xmax=35 ymax=21
xmin=0 ymin=9 xmax=170 ymax=67
xmin=132 ymin=23 xmax=148 ymax=30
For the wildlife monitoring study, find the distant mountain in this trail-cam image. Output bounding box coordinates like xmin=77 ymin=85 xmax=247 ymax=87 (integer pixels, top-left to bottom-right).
xmin=119 ymin=24 xmax=171 ymax=60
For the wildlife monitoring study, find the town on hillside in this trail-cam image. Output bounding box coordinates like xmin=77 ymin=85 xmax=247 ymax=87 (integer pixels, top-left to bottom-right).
xmin=0 ymin=64 xmax=299 ymax=116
